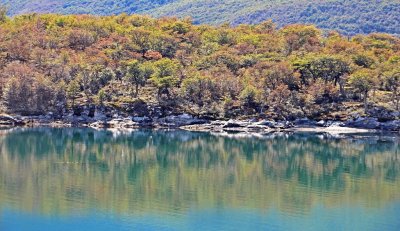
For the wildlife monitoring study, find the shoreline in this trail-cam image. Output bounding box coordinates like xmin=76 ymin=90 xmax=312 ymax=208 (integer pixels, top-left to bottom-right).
xmin=1 ymin=114 xmax=399 ymax=135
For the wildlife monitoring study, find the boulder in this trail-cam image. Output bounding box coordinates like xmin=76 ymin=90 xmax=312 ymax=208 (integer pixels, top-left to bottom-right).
xmin=329 ymin=121 xmax=345 ymax=127
xmin=316 ymin=120 xmax=326 ymax=127
xmin=346 ymin=117 xmax=381 ymax=129
xmin=293 ymin=118 xmax=316 ymax=126
xmin=255 ymin=120 xmax=277 ymax=128
xmin=132 ymin=116 xmax=152 ymax=123
xmin=0 ymin=115 xmax=25 ymax=126
xmin=159 ymin=114 xmax=207 ymax=127
xmin=380 ymin=120 xmax=400 ymax=131
xmin=223 ymin=120 xmax=248 ymax=128
xmin=210 ymin=120 xmax=227 ymax=126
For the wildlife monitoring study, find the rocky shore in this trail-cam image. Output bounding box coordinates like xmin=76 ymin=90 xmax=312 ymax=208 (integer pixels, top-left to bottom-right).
xmin=1 ymin=113 xmax=399 ymax=134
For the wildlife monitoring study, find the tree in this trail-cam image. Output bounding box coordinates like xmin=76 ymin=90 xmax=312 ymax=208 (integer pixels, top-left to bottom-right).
xmin=294 ymin=56 xmax=350 ymax=86
xmin=384 ymin=69 xmax=400 ymax=110
xmin=267 ymin=84 xmax=293 ymax=120
xmin=0 ymin=5 xmax=7 ymax=23
xmin=68 ymin=29 xmax=95 ymax=50
xmin=67 ymin=80 xmax=80 ymax=108
xmin=239 ymin=85 xmax=261 ymax=109
xmin=124 ymin=60 xmax=153 ymax=97
xmin=150 ymin=58 xmax=180 ymax=99
xmin=98 ymin=89 xmax=107 ymax=106
xmin=349 ymin=69 xmax=377 ymax=112
xmin=353 ymin=54 xmax=375 ymax=68
xmin=181 ymin=71 xmax=217 ymax=107
xmin=281 ymin=25 xmax=321 ymax=54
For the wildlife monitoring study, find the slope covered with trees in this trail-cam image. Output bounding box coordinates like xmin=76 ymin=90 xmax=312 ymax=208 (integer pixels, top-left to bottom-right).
xmin=1 ymin=0 xmax=400 ymax=36
xmin=0 ymin=13 xmax=399 ymax=120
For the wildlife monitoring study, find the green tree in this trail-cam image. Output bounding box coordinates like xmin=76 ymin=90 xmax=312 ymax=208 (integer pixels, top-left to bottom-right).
xmin=67 ymin=80 xmax=80 ymax=108
xmin=294 ymin=56 xmax=350 ymax=86
xmin=98 ymin=89 xmax=107 ymax=106
xmin=239 ymin=85 xmax=260 ymax=109
xmin=150 ymin=58 xmax=180 ymax=99
xmin=349 ymin=69 xmax=377 ymax=112
xmin=124 ymin=60 xmax=153 ymax=97
xmin=384 ymin=69 xmax=400 ymax=110
xmin=0 ymin=5 xmax=7 ymax=23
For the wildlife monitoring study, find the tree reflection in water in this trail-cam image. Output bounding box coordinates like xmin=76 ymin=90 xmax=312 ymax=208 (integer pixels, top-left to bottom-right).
xmin=0 ymin=128 xmax=399 ymax=216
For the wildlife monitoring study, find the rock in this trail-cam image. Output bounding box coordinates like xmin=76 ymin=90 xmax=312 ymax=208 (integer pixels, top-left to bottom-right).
xmin=294 ymin=118 xmax=316 ymax=126
xmin=223 ymin=120 xmax=248 ymax=128
xmin=256 ymin=120 xmax=277 ymax=128
xmin=256 ymin=120 xmax=292 ymax=129
xmin=210 ymin=120 xmax=226 ymax=126
xmin=90 ymin=121 xmax=108 ymax=129
xmin=94 ymin=111 xmax=107 ymax=120
xmin=316 ymin=120 xmax=326 ymax=127
xmin=275 ymin=121 xmax=293 ymax=129
xmin=132 ymin=116 xmax=151 ymax=123
xmin=247 ymin=124 xmax=269 ymax=130
xmin=177 ymin=113 xmax=193 ymax=120
xmin=346 ymin=117 xmax=381 ymax=129
xmin=248 ymin=118 xmax=258 ymax=123
xmin=380 ymin=120 xmax=400 ymax=131
xmin=0 ymin=115 xmax=25 ymax=126
xmin=329 ymin=121 xmax=345 ymax=127
xmin=90 ymin=118 xmax=139 ymax=129
xmin=367 ymin=106 xmax=396 ymax=121
xmin=154 ymin=114 xmax=207 ymax=127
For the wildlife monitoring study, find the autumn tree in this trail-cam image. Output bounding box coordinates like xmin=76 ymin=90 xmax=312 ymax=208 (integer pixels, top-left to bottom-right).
xmin=267 ymin=84 xmax=293 ymax=120
xmin=281 ymin=25 xmax=321 ymax=54
xmin=181 ymin=70 xmax=219 ymax=107
xmin=68 ymin=29 xmax=96 ymax=50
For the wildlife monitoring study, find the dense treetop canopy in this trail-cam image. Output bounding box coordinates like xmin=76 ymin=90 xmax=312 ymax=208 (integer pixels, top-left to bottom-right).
xmin=0 ymin=13 xmax=399 ymax=119
xmin=1 ymin=0 xmax=400 ymax=36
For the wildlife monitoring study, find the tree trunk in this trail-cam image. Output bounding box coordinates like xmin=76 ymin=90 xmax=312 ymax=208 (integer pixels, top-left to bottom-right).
xmin=364 ymin=90 xmax=368 ymax=113
xmin=134 ymin=84 xmax=139 ymax=98
xmin=394 ymin=89 xmax=399 ymax=111
xmin=339 ymin=79 xmax=346 ymax=99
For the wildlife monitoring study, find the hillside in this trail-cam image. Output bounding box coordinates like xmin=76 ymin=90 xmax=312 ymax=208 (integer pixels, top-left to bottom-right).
xmin=0 ymin=14 xmax=399 ymax=121
xmin=1 ymin=0 xmax=400 ymax=35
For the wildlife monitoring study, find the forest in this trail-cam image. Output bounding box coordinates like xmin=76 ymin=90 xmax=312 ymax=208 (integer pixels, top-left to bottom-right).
xmin=0 ymin=10 xmax=399 ymax=121
xmin=1 ymin=0 xmax=400 ymax=36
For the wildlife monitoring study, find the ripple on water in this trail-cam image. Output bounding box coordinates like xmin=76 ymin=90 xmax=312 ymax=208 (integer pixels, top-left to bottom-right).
xmin=0 ymin=128 xmax=399 ymax=230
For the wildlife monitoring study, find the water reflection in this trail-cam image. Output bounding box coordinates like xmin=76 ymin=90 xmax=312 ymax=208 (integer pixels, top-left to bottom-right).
xmin=0 ymin=128 xmax=399 ymax=217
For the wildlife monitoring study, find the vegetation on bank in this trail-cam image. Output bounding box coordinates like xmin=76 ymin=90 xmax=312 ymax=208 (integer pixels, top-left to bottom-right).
xmin=1 ymin=0 xmax=400 ymax=35
xmin=0 ymin=11 xmax=399 ymax=120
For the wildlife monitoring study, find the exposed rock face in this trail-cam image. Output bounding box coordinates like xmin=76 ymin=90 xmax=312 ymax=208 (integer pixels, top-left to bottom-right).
xmin=367 ymin=107 xmax=398 ymax=122
xmin=343 ymin=117 xmax=400 ymax=131
xmin=223 ymin=120 xmax=249 ymax=128
xmin=90 ymin=118 xmax=139 ymax=129
xmin=155 ymin=114 xmax=208 ymax=127
xmin=0 ymin=115 xmax=25 ymax=126
xmin=380 ymin=120 xmax=400 ymax=131
xmin=346 ymin=117 xmax=383 ymax=130
xmin=88 ymin=114 xmax=208 ymax=129
xmin=2 ymin=108 xmax=399 ymax=132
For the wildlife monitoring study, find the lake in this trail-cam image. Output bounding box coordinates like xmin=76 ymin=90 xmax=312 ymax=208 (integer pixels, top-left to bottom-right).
xmin=0 ymin=128 xmax=399 ymax=231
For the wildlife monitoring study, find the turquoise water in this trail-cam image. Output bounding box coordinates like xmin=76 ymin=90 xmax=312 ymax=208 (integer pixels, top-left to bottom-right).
xmin=0 ymin=128 xmax=399 ymax=231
